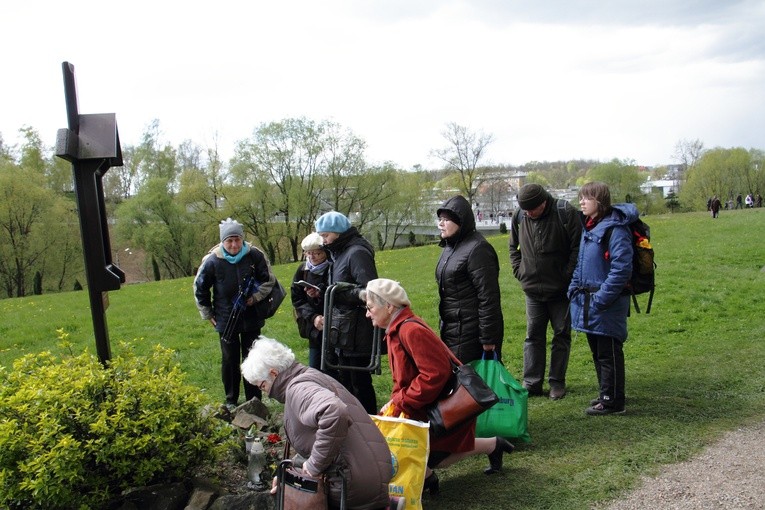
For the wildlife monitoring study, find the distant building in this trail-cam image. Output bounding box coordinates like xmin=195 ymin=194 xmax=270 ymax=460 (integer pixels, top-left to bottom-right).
xmin=641 ymin=179 xmax=677 ymax=198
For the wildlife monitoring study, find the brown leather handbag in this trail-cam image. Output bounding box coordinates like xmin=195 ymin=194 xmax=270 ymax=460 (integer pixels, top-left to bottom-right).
xmin=426 ymin=358 xmax=499 ymax=437
xmin=276 ymin=439 xmax=335 ymax=510
xmin=277 ymin=459 xmax=329 ymax=510
xmin=400 ymin=318 xmax=499 ymax=437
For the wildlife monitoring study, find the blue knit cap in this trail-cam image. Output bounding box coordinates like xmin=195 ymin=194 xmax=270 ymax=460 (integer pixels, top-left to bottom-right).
xmin=315 ymin=211 xmax=351 ymax=233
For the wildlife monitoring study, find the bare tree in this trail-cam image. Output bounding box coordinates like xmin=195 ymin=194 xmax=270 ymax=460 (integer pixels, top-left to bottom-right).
xmin=673 ymin=138 xmax=705 ymax=173
xmin=431 ymin=122 xmax=494 ymax=205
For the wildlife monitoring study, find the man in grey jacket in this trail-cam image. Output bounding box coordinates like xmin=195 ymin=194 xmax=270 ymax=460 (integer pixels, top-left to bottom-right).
xmin=509 ymin=184 xmax=582 ymax=400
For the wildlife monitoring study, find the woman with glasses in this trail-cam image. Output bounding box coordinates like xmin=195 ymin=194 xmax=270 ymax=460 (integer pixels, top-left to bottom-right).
xmin=361 ymin=278 xmax=514 ymax=495
xmin=568 ymin=182 xmax=637 ymax=415
xmin=241 ymin=337 xmax=392 ymax=510
xmin=290 ymin=232 xmax=332 ymax=372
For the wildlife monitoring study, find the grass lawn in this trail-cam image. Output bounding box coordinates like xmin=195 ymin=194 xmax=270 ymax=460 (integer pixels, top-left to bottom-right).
xmin=2 ymin=208 xmax=764 ymax=509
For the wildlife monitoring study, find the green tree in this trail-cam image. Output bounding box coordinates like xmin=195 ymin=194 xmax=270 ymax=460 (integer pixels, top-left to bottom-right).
xmin=681 ymin=147 xmax=751 ymax=210
xmin=0 ymin=152 xmax=56 ymax=297
xmin=229 ymin=118 xmax=371 ymax=263
xmin=41 ymin=198 xmax=83 ymax=292
xmin=225 ymin=169 xmax=282 ymax=263
xmin=229 ymin=118 xmax=328 ymax=262
xmin=584 ymin=159 xmax=646 ymax=209
xmin=103 ymin=144 xmax=141 ymax=205
xmin=665 ymin=190 xmax=680 ymax=213
xmin=115 ymin=178 xmax=202 ymax=279
xmin=323 ymin=122 xmax=368 ymax=215
xmin=750 ymin=149 xmax=765 ymax=196
xmin=672 ymin=138 xmax=705 ymax=178
xmin=175 ymin=138 xmax=227 ymax=248
xmin=365 ymin=166 xmax=426 ymax=250
xmin=133 ymin=120 xmax=179 ymax=192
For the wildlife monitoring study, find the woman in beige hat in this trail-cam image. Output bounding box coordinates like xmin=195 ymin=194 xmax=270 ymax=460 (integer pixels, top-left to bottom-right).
xmin=360 ymin=278 xmax=514 ymax=496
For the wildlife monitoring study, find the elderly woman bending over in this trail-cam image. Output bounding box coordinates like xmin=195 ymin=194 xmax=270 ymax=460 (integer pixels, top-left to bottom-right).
xmin=361 ymin=278 xmax=514 ymax=496
xmin=241 ymin=337 xmax=392 ymax=510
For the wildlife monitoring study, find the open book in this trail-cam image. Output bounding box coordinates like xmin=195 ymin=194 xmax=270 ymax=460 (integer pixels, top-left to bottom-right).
xmin=296 ymin=280 xmax=321 ymax=292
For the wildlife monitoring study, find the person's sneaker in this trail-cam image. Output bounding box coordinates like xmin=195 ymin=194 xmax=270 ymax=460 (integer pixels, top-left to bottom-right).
xmin=590 ymin=397 xmax=601 ymax=406
xmin=549 ymin=386 xmax=566 ymax=400
xmin=585 ymin=402 xmax=625 ymax=416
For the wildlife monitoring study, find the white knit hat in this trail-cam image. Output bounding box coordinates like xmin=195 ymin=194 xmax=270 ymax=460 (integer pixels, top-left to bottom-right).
xmin=365 ymin=278 xmax=411 ymax=307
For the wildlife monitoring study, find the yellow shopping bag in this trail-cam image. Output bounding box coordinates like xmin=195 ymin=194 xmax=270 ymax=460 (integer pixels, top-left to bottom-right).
xmin=371 ymin=413 xmax=430 ymax=510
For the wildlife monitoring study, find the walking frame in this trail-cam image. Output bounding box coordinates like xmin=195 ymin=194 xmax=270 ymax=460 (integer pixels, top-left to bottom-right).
xmin=320 ymin=283 xmax=383 ymax=374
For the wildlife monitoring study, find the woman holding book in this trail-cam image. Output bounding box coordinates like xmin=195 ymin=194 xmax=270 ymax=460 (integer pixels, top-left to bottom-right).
xmin=290 ymin=232 xmax=332 ymax=372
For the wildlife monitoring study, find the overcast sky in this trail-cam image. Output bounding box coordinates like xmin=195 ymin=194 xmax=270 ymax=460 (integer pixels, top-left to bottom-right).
xmin=3 ymin=0 xmax=764 ymax=169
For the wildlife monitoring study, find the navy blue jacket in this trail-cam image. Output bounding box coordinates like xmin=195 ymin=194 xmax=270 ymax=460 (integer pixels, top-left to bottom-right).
xmin=568 ymin=204 xmax=638 ymax=341
xmin=193 ymin=243 xmax=275 ymax=334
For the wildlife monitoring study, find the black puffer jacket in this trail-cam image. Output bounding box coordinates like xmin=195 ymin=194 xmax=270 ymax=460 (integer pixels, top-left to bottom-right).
xmin=435 ymin=195 xmax=504 ymax=363
xmin=324 ymin=227 xmax=378 ymax=355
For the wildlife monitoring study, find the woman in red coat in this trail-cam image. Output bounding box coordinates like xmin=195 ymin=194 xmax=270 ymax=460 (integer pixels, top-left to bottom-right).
xmin=360 ymin=278 xmax=514 ymax=495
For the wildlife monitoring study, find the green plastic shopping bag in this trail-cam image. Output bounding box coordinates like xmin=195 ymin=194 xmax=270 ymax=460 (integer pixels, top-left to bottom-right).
xmin=469 ymin=352 xmax=531 ymax=443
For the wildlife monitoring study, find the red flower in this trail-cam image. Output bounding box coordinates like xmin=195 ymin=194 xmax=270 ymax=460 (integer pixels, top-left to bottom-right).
xmin=267 ymin=433 xmax=281 ymax=444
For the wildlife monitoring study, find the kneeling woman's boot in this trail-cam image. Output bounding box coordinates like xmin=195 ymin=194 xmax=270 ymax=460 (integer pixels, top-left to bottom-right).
xmin=422 ymin=472 xmax=439 ymax=495
xmin=484 ymin=437 xmax=515 ymax=474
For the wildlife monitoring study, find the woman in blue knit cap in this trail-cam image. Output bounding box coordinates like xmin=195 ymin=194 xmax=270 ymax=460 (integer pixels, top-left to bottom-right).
xmin=315 ymin=211 xmax=379 ymax=414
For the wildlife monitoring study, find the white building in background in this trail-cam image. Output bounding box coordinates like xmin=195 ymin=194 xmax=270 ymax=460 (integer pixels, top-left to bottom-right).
xmin=641 ymin=179 xmax=678 ymax=198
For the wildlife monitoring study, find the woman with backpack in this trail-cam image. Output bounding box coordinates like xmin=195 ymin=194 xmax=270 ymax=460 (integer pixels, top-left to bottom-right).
xmin=568 ymin=182 xmax=638 ymax=416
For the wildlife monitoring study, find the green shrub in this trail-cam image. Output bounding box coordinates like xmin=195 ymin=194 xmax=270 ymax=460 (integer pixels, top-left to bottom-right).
xmin=0 ymin=338 xmax=227 ymax=510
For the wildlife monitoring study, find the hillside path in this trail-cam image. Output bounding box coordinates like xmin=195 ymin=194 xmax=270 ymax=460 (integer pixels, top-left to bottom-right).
xmin=598 ymin=419 xmax=765 ymax=509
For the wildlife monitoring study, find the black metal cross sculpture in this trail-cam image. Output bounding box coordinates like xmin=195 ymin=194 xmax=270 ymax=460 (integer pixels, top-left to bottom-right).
xmin=55 ymin=61 xmax=125 ymax=365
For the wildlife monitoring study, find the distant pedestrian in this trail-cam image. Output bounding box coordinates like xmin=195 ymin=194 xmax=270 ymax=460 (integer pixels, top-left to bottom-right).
xmin=736 ymin=193 xmax=743 ymax=209
xmin=745 ymin=193 xmax=754 ymax=208
xmin=710 ymin=195 xmax=721 ymax=218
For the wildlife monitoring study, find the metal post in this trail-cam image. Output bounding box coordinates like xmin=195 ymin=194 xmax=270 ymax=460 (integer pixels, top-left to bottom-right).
xmin=55 ymin=61 xmax=124 ymax=365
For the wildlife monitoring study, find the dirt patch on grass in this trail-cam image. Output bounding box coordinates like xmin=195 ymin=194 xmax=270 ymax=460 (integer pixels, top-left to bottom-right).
xmin=598 ymin=419 xmax=765 ymax=509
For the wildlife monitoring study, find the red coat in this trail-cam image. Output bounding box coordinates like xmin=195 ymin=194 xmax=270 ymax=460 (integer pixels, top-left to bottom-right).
xmin=385 ymin=307 xmax=475 ymax=453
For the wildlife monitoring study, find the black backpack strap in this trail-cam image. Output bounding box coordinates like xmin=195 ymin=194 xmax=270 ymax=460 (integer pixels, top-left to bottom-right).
xmin=556 ymin=199 xmax=567 ymax=226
